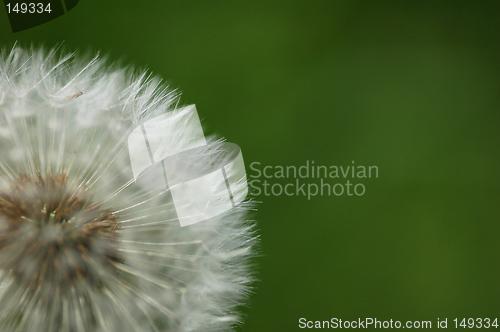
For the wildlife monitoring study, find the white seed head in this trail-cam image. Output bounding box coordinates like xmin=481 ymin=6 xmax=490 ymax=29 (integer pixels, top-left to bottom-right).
xmin=0 ymin=45 xmax=257 ymax=332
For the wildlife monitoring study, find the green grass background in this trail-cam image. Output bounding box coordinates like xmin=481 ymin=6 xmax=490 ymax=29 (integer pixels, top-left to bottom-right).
xmin=1 ymin=1 xmax=500 ymax=330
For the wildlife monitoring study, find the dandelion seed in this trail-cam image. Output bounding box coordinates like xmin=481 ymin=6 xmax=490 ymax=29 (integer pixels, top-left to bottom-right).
xmin=0 ymin=45 xmax=257 ymax=332
xmin=64 ymin=92 xmax=83 ymax=101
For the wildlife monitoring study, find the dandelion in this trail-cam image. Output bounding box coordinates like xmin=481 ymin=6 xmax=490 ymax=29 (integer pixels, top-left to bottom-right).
xmin=0 ymin=45 xmax=257 ymax=332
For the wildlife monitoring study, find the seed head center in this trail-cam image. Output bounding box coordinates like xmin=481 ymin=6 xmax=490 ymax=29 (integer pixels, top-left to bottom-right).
xmin=0 ymin=174 xmax=120 ymax=289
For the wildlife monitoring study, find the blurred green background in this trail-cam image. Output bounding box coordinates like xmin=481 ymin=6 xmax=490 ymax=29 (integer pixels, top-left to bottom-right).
xmin=1 ymin=1 xmax=500 ymax=330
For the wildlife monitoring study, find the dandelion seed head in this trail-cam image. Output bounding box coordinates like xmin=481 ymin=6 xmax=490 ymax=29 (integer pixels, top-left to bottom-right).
xmin=0 ymin=45 xmax=257 ymax=332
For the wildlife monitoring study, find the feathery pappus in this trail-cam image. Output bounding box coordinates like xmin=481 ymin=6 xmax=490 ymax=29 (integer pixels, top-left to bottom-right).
xmin=0 ymin=45 xmax=257 ymax=332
